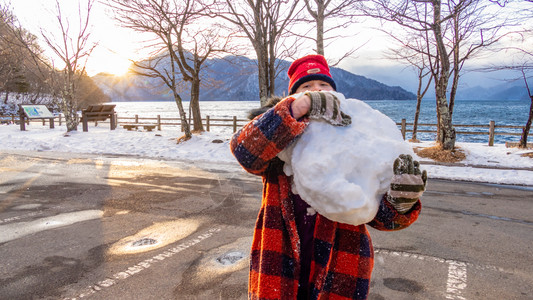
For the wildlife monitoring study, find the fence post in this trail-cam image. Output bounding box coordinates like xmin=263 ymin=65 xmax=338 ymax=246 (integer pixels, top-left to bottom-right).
xmin=82 ymin=112 xmax=89 ymax=132
xmin=42 ymin=119 xmax=46 ymax=126
xmin=157 ymin=115 xmax=161 ymax=131
xmin=401 ymin=119 xmax=407 ymax=140
xmin=135 ymin=114 xmax=139 ymax=123
xmin=206 ymin=115 xmax=210 ymax=132
xmin=233 ymin=116 xmax=237 ymax=133
xmin=58 ymin=114 xmax=62 ymax=126
xmin=19 ymin=106 xmax=26 ymax=131
xmin=488 ymin=120 xmax=495 ymax=146
xmin=110 ymin=113 xmax=116 ymax=130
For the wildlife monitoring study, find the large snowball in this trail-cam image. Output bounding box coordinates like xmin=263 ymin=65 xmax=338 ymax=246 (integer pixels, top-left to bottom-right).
xmin=278 ymin=92 xmax=414 ymax=226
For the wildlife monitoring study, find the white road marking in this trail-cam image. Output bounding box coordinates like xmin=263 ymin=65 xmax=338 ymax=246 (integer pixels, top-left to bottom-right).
xmin=0 ymin=210 xmax=103 ymax=243
xmin=446 ymin=261 xmax=468 ymax=300
xmin=376 ymin=249 xmax=470 ymax=299
xmin=0 ymin=205 xmax=63 ymax=224
xmin=66 ymin=227 xmax=221 ymax=300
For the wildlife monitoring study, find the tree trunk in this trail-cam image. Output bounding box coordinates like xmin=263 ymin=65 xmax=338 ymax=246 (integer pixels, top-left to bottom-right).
xmin=519 ymin=94 xmax=533 ymax=148
xmin=449 ymin=70 xmax=459 ymax=118
xmin=268 ymin=40 xmax=276 ymax=97
xmin=432 ymin=0 xmax=455 ymax=150
xmin=173 ymin=91 xmax=191 ymax=138
xmin=434 ymin=67 xmax=456 ymax=150
xmin=436 ymin=91 xmax=456 ymax=150
xmin=190 ymin=78 xmax=204 ymax=132
xmin=412 ymin=95 xmax=422 ymax=141
xmin=316 ymin=8 xmax=325 ymax=55
xmin=60 ymin=94 xmax=79 ymax=132
xmin=256 ymin=44 xmax=269 ymax=105
xmin=58 ymin=79 xmax=80 ymax=132
xmin=449 ymin=12 xmax=460 ymax=118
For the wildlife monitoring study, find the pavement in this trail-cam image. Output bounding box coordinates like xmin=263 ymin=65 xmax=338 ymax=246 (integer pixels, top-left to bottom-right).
xmin=1 ymin=150 xmax=532 ymax=300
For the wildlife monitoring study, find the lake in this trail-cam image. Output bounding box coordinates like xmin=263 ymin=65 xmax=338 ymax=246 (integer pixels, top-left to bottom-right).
xmin=111 ymin=99 xmax=531 ymax=144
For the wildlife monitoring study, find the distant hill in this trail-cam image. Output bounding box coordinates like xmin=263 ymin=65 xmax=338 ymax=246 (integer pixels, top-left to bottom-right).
xmin=92 ymin=55 xmax=416 ymax=102
xmin=455 ymin=83 xmax=530 ymax=101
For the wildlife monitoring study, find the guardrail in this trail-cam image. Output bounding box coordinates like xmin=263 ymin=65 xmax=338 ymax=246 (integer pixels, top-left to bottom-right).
xmin=1 ymin=114 xmax=529 ymax=146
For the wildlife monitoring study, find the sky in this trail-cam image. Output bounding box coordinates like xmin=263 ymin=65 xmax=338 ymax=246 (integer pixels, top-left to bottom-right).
xmin=6 ymin=0 xmax=532 ymax=93
xmin=1 ymin=122 xmax=533 ymax=187
xmin=9 ymin=0 xmax=146 ymax=76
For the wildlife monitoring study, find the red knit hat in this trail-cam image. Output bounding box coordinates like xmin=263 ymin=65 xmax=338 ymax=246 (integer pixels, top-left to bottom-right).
xmin=287 ymin=54 xmax=336 ymax=95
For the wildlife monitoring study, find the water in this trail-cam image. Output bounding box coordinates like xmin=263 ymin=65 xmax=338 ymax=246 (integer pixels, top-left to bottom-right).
xmin=111 ymin=99 xmax=531 ymax=144
xmin=365 ymin=100 xmax=531 ymax=143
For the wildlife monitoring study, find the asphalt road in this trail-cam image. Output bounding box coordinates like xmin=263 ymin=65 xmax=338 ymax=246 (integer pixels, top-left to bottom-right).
xmin=0 ymin=150 xmax=532 ymax=300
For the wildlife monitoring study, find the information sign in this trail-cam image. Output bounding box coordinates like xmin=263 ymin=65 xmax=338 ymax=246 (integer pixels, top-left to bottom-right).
xmin=21 ymin=105 xmax=54 ymax=119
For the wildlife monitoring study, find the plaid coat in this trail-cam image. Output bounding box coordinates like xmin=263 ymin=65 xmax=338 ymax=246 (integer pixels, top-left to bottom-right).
xmin=230 ymin=96 xmax=421 ymax=300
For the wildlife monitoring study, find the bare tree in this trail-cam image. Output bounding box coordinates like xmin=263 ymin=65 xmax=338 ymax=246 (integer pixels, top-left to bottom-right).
xmin=212 ymin=0 xmax=301 ymax=105
xmin=1 ymin=3 xmax=55 ymax=107
xmin=301 ymin=0 xmax=362 ymax=65
xmin=518 ymin=67 xmax=533 ymax=148
xmin=0 ymin=4 xmax=32 ymax=102
xmin=39 ymin=0 xmax=97 ymax=132
xmin=360 ymin=0 xmax=512 ymax=150
xmin=483 ymin=54 xmax=533 ymax=148
xmin=385 ymin=32 xmax=433 ymax=142
xmin=107 ymin=0 xmax=234 ymax=135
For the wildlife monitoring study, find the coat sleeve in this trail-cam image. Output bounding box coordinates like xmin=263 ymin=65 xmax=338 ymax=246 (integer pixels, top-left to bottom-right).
xmin=367 ymin=194 xmax=421 ymax=231
xmin=230 ymin=96 xmax=308 ymax=176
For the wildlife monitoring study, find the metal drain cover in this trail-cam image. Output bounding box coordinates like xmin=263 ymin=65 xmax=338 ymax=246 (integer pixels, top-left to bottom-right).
xmin=216 ymin=251 xmax=245 ymax=265
xmin=132 ymin=238 xmax=158 ymax=247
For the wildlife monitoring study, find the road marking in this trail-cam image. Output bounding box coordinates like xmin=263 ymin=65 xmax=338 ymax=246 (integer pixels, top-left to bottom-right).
xmin=446 ymin=261 xmax=467 ymax=300
xmin=0 ymin=205 xmax=62 ymax=224
xmin=0 ymin=210 xmax=103 ymax=243
xmin=66 ymin=227 xmax=221 ymax=300
xmin=375 ymin=249 xmax=471 ymax=300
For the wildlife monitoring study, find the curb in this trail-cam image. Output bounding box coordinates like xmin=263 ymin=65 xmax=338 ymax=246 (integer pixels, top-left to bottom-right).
xmin=419 ymin=161 xmax=533 ymax=171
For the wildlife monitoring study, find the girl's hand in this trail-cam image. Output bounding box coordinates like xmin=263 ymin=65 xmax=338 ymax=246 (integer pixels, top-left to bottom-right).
xmin=291 ymin=94 xmax=311 ymax=119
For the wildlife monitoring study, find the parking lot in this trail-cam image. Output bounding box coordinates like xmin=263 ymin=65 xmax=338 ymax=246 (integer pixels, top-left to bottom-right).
xmin=1 ymin=150 xmax=532 ymax=299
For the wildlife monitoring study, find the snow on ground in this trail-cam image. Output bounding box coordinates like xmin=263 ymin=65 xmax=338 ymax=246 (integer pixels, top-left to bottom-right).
xmin=1 ymin=123 xmax=533 ymax=186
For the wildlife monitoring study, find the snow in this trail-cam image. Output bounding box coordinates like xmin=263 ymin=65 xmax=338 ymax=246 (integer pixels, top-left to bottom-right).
xmin=278 ymin=94 xmax=416 ymax=225
xmin=1 ymin=112 xmax=533 ymax=187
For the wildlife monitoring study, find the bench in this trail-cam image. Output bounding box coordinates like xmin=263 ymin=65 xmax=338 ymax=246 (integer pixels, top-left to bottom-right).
xmin=121 ymin=124 xmax=157 ymax=131
xmin=82 ymin=104 xmax=116 ymax=132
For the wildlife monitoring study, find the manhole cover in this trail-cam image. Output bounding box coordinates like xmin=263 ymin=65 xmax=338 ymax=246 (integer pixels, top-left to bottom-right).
xmin=216 ymin=251 xmax=245 ymax=265
xmin=132 ymin=238 xmax=158 ymax=247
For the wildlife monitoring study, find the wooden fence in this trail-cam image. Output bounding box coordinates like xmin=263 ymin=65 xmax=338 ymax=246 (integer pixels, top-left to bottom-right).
xmin=397 ymin=120 xmax=525 ymax=146
xmin=1 ymin=113 xmax=528 ymax=146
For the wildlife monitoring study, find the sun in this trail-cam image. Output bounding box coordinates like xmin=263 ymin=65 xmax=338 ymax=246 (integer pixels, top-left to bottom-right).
xmin=88 ymin=53 xmax=133 ymax=77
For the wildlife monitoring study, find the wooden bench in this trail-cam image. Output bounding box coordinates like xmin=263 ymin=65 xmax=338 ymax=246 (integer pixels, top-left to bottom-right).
xmin=82 ymin=104 xmax=116 ymax=132
xmin=121 ymin=124 xmax=157 ymax=131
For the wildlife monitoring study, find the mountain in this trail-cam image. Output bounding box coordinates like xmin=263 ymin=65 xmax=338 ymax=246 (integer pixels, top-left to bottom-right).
xmin=455 ymin=83 xmax=530 ymax=101
xmin=92 ymin=55 xmax=416 ymax=102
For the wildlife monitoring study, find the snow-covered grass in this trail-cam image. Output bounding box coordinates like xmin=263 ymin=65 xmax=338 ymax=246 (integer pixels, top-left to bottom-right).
xmin=1 ymin=123 xmax=533 ymax=186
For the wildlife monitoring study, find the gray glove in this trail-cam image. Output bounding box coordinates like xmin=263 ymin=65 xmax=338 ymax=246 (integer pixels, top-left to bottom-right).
xmin=387 ymin=154 xmax=427 ymax=214
xmin=305 ymin=92 xmax=352 ymax=126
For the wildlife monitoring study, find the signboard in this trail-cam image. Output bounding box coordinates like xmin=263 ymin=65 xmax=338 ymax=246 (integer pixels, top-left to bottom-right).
xmin=20 ymin=105 xmax=54 ymax=119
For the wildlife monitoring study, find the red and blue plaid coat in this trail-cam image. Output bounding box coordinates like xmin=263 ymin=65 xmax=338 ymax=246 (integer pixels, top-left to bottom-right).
xmin=230 ymin=96 xmax=421 ymax=300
